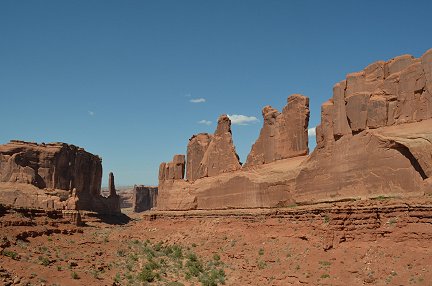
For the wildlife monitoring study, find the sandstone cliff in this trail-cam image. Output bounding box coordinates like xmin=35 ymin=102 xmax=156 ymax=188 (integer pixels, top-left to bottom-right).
xmin=0 ymin=140 xmax=120 ymax=213
xmin=297 ymin=48 xmax=432 ymax=202
xmin=244 ymin=94 xmax=309 ymax=167
xmin=160 ymin=115 xmax=241 ymax=184
xmin=157 ymin=48 xmax=432 ymax=210
xmin=133 ymin=185 xmax=158 ymax=212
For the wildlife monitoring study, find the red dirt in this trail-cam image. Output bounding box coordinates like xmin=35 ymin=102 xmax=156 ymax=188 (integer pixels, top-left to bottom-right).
xmin=1 ymin=197 xmax=432 ymax=285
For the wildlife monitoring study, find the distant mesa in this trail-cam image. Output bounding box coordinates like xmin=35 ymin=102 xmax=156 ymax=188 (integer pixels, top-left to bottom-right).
xmin=133 ymin=185 xmax=158 ymax=212
xmin=157 ymin=48 xmax=432 ymax=210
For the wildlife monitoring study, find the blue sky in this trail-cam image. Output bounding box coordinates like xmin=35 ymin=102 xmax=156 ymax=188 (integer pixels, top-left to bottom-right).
xmin=1 ymin=1 xmax=432 ymax=186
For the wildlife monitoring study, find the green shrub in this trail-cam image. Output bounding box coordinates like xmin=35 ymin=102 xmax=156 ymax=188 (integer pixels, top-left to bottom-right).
xmin=138 ymin=267 xmax=156 ymax=282
xmin=71 ymin=271 xmax=79 ymax=279
xmin=2 ymin=250 xmax=18 ymax=260
xmin=38 ymin=256 xmax=50 ymax=266
xmin=258 ymin=248 xmax=264 ymax=256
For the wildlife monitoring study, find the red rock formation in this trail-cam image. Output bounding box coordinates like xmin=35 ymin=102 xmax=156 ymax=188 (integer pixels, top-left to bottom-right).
xmin=0 ymin=140 xmax=120 ymax=214
xmin=157 ymin=48 xmax=432 ymax=210
xmin=162 ymin=115 xmax=241 ymax=184
xmin=297 ymin=48 xmax=432 ymax=201
xmin=159 ymin=155 xmax=186 ymax=181
xmin=0 ymin=140 xmax=102 ymax=195
xmin=108 ymin=172 xmax=116 ymax=197
xmin=133 ymin=185 xmax=158 ymax=212
xmin=244 ymin=94 xmax=309 ymax=167
xmin=186 ymin=133 xmax=213 ymax=181
xmin=197 ymin=115 xmax=241 ymax=178
xmin=102 ymin=172 xmax=121 ymax=213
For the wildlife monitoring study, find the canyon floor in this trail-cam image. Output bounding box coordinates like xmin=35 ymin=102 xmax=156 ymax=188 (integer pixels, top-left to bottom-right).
xmin=1 ymin=196 xmax=432 ymax=286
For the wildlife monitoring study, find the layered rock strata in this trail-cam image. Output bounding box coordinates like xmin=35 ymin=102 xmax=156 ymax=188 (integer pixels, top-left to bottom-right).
xmin=157 ymin=48 xmax=432 ymax=210
xmin=0 ymin=140 xmax=120 ymax=213
xmin=299 ymin=49 xmax=432 ymax=201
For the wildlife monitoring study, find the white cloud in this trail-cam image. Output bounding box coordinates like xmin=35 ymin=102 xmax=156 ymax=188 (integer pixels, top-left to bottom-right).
xmin=190 ymin=98 xmax=206 ymax=103
xmin=227 ymin=114 xmax=259 ymax=125
xmin=88 ymin=111 xmax=95 ymax=116
xmin=198 ymin=120 xmax=212 ymax=125
xmin=308 ymin=127 xmax=316 ymax=137
xmin=185 ymin=93 xmax=192 ymax=97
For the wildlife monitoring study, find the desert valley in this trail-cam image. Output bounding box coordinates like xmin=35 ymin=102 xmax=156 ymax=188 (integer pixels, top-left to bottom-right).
xmin=1 ymin=48 xmax=432 ymax=285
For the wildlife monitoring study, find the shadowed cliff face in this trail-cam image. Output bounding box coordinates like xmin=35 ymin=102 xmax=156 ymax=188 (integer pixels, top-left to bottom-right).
xmin=158 ymin=49 xmax=432 ymax=211
xmin=0 ymin=140 xmax=120 ymax=214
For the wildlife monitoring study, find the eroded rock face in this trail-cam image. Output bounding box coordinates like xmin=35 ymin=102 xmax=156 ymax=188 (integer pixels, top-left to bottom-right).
xmin=316 ymin=48 xmax=432 ymax=143
xmin=301 ymin=49 xmax=432 ymax=202
xmin=108 ymin=172 xmax=116 ymax=197
xmin=244 ymin=94 xmax=309 ymax=167
xmin=157 ymin=48 xmax=432 ymax=211
xmin=0 ymin=140 xmax=102 ymax=195
xmin=159 ymin=155 xmax=186 ymax=181
xmin=0 ymin=140 xmax=120 ymax=214
xmin=133 ymin=185 xmax=158 ymax=212
xmin=186 ymin=133 xmax=213 ymax=181
xmin=197 ymin=115 xmax=241 ymax=178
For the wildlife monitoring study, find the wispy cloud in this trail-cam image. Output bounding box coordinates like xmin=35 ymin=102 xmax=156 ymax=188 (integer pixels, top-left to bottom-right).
xmin=190 ymin=98 xmax=206 ymax=103
xmin=185 ymin=93 xmax=192 ymax=98
xmin=308 ymin=127 xmax=316 ymax=137
xmin=88 ymin=111 xmax=95 ymax=116
xmin=198 ymin=120 xmax=212 ymax=126
xmin=227 ymin=114 xmax=259 ymax=125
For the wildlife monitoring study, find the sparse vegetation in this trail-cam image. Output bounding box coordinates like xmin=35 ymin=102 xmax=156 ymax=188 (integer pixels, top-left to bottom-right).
xmin=2 ymin=250 xmax=19 ymax=260
xmin=38 ymin=255 xmax=50 ymax=266
xmin=71 ymin=271 xmax=80 ymax=279
xmin=109 ymin=240 xmax=227 ymax=285
xmin=388 ymin=218 xmax=397 ymax=225
xmin=257 ymin=260 xmax=267 ymax=269
xmin=319 ymin=260 xmax=331 ymax=267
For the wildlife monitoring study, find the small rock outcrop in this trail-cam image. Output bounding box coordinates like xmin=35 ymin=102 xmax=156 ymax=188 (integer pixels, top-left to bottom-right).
xmin=133 ymin=185 xmax=158 ymax=212
xmin=100 ymin=172 xmax=120 ymax=213
xmin=244 ymin=94 xmax=310 ymax=167
xmin=0 ymin=140 xmax=120 ymax=214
